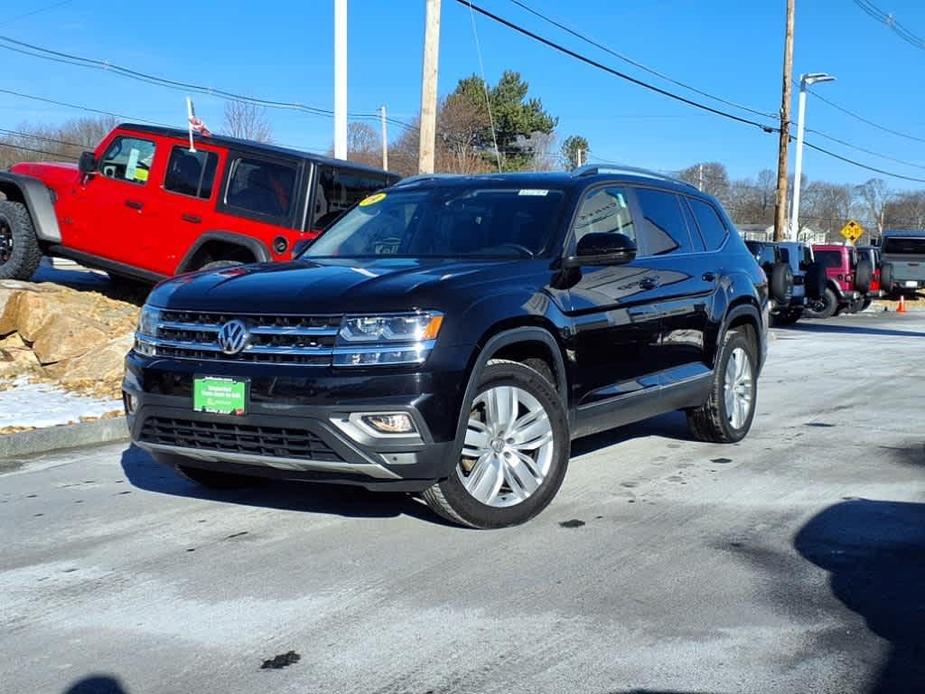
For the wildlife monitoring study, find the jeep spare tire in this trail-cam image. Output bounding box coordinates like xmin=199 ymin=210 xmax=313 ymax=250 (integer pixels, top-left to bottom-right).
xmin=770 ymin=262 xmax=793 ymax=305
xmin=854 ymin=256 xmax=873 ymax=294
xmin=880 ymin=262 xmax=893 ymax=293
xmin=0 ymin=200 xmax=42 ymax=281
xmin=804 ymin=262 xmax=827 ymax=300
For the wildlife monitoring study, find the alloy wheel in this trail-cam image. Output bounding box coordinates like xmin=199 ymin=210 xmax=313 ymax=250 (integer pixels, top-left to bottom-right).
xmin=457 ymin=385 xmax=555 ymax=508
xmin=0 ymin=220 xmax=12 ymax=264
xmin=724 ymin=347 xmax=754 ymax=429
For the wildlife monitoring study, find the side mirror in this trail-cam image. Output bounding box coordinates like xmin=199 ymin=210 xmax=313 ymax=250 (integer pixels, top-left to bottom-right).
xmin=563 ymin=232 xmax=637 ymax=268
xmin=78 ymin=151 xmax=97 ymax=176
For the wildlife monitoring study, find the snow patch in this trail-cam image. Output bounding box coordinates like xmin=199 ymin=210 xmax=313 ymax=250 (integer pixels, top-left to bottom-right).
xmin=0 ymin=378 xmax=121 ymax=429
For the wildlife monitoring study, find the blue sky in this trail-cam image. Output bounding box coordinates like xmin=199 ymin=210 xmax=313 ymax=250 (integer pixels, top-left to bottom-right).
xmin=1 ymin=0 xmax=924 ymax=188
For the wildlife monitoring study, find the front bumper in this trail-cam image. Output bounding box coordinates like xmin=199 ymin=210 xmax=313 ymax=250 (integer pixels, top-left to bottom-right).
xmin=123 ymin=350 xmax=470 ymax=490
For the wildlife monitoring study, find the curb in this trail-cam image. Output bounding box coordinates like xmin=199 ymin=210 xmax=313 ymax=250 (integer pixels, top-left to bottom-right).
xmin=0 ymin=417 xmax=128 ymax=460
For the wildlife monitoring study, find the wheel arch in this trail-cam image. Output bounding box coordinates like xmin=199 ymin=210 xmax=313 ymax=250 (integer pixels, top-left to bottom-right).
xmin=177 ymin=231 xmax=270 ymax=272
xmin=718 ymin=299 xmax=765 ymax=372
xmin=0 ymin=172 xmax=60 ymax=243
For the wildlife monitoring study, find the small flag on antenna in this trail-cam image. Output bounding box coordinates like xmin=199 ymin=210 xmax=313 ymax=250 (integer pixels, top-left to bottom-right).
xmin=186 ymin=97 xmax=211 ymax=152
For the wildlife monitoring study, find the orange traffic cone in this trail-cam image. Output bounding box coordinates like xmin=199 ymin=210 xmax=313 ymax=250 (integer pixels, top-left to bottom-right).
xmin=898 ymin=295 xmax=906 ymax=313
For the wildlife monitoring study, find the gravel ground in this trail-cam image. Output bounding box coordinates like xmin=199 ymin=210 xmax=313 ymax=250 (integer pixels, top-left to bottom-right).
xmin=1 ymin=310 xmax=922 ymax=694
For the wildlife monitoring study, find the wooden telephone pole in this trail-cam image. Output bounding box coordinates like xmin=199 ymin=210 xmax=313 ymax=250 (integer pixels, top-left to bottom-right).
xmin=773 ymin=0 xmax=795 ymax=242
xmin=418 ymin=0 xmax=441 ymax=173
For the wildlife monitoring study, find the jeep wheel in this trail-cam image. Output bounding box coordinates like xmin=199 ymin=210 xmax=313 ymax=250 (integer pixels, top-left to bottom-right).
xmin=772 ymin=309 xmax=802 ymax=326
xmin=687 ymin=329 xmax=757 ymax=444
xmin=422 ymin=360 xmax=569 ymax=529
xmin=804 ymin=287 xmax=838 ymax=319
xmin=769 ymin=262 xmax=793 ymax=305
xmin=175 ymin=464 xmax=260 ymax=489
xmin=0 ymin=200 xmax=42 ymax=280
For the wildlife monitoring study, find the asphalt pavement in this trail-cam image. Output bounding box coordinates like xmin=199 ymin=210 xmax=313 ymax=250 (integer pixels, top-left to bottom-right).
xmin=2 ymin=311 xmax=923 ymax=694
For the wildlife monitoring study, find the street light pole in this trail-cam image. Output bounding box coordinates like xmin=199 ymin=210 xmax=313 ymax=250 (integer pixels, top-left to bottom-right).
xmin=790 ymin=72 xmax=835 ymax=240
xmin=334 ymin=0 xmax=348 ymax=160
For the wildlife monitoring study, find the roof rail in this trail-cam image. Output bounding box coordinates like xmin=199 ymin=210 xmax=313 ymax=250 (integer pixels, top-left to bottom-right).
xmin=392 ymin=173 xmax=457 ymax=187
xmin=573 ymin=164 xmax=696 ymax=189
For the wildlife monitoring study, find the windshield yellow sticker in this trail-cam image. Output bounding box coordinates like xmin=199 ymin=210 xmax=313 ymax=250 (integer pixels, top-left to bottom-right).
xmin=134 ymin=168 xmax=149 ymax=182
xmin=359 ymin=192 xmax=387 ymax=207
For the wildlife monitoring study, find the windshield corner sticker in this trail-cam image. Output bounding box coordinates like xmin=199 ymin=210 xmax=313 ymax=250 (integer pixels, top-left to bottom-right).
xmin=518 ymin=189 xmax=549 ymax=196
xmin=359 ymin=192 xmax=387 ymax=207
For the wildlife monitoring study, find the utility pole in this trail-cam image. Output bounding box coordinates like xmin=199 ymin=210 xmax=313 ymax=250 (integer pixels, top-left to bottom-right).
xmin=773 ymin=0 xmax=795 ymax=242
xmin=418 ymin=0 xmax=441 ymax=174
xmin=380 ymin=105 xmax=389 ymax=170
xmin=334 ymin=0 xmax=348 ymax=160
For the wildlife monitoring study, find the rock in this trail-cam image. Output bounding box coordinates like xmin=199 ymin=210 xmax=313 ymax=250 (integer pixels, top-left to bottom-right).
xmin=52 ymin=334 xmax=134 ymax=396
xmin=31 ymin=313 xmax=109 ymax=364
xmin=0 ymin=332 xmax=26 ymax=350
xmin=0 ymin=288 xmax=20 ymax=336
xmin=0 ymin=343 xmax=40 ymax=378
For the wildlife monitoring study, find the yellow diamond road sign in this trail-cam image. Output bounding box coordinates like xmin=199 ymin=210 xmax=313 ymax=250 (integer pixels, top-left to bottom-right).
xmin=840 ymin=220 xmax=864 ymax=243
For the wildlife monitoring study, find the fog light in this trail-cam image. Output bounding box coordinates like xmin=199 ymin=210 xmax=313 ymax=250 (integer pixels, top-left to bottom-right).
xmin=361 ymin=413 xmax=416 ymax=434
xmin=123 ymin=391 xmax=138 ymax=415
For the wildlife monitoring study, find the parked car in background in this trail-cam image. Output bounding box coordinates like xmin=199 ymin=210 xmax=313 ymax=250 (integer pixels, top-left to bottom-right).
xmin=744 ymin=240 xmax=794 ymax=320
xmin=770 ymin=241 xmax=825 ymax=325
xmin=807 ymin=244 xmax=873 ymax=318
xmin=0 ymin=123 xmax=399 ymax=282
xmin=126 ymin=166 xmax=770 ymax=528
xmin=879 ymin=230 xmax=925 ymax=296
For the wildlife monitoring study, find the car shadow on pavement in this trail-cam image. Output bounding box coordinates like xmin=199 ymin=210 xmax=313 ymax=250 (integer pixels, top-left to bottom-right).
xmin=783 ymin=321 xmax=925 ymax=339
xmin=62 ymin=675 xmax=129 ymax=694
xmin=572 ymin=411 xmax=693 ymax=457
xmin=119 ymin=444 xmax=451 ymax=525
xmin=794 ymin=498 xmax=925 ymax=693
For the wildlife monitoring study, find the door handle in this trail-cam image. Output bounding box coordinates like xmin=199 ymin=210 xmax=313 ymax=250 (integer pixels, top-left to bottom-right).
xmin=125 ymin=199 xmax=143 ymax=210
xmin=702 ymin=272 xmax=717 ymax=282
xmin=639 ymin=277 xmax=659 ymax=290
xmin=181 ymin=213 xmax=202 ymax=224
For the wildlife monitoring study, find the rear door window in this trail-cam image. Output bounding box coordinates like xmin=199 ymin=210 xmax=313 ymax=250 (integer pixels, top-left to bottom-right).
xmin=883 ymin=236 xmax=925 ymax=254
xmin=687 ymin=198 xmax=728 ymax=251
xmin=164 ymin=146 xmax=219 ymax=199
xmin=312 ymin=166 xmax=392 ymax=230
xmin=225 ymin=156 xmax=298 ymax=219
xmin=815 ymin=250 xmax=843 ymax=268
xmin=634 ymin=188 xmax=693 ymax=255
xmin=99 ymin=136 xmax=156 ymax=185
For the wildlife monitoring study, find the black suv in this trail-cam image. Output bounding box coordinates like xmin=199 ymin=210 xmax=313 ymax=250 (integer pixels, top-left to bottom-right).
xmin=125 ymin=167 xmax=769 ymax=528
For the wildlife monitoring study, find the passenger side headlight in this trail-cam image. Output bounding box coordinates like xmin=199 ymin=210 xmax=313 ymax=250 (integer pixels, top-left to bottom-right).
xmin=334 ymin=312 xmax=443 ymax=366
xmin=134 ymin=306 xmax=162 ymax=356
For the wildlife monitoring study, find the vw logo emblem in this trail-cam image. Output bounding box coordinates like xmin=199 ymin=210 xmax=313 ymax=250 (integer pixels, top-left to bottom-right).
xmin=217 ymin=319 xmax=250 ymax=355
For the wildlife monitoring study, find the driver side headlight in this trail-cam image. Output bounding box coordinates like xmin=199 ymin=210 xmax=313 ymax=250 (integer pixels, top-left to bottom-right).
xmin=334 ymin=312 xmax=443 ymax=366
xmin=134 ymin=305 xmax=162 ymax=356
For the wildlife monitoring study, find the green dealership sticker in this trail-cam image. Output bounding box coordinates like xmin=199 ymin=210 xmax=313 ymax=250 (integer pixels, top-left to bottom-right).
xmin=193 ymin=377 xmax=247 ymax=415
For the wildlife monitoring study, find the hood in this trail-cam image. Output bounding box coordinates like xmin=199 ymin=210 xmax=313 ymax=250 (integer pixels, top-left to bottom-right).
xmin=148 ymin=257 xmax=548 ymax=315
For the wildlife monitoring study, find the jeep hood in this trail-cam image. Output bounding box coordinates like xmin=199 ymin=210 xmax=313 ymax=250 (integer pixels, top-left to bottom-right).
xmin=148 ymin=257 xmax=545 ymax=315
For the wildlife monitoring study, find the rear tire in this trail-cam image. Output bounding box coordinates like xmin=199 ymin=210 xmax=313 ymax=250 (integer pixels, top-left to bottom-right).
xmin=805 ymin=287 xmax=838 ymax=319
xmin=422 ymin=360 xmax=569 ymax=529
xmin=687 ymin=329 xmax=757 ymax=444
xmin=175 ymin=464 xmax=260 ymax=489
xmin=0 ymin=200 xmax=42 ymax=280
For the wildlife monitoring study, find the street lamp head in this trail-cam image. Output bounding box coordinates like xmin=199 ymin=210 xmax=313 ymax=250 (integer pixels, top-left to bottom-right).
xmin=801 ymin=72 xmax=836 ymax=86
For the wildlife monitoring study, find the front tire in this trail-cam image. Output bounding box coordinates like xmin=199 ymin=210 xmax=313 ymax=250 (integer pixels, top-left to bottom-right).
xmin=687 ymin=329 xmax=758 ymax=444
xmin=422 ymin=360 xmax=570 ymax=529
xmin=0 ymin=200 xmax=42 ymax=280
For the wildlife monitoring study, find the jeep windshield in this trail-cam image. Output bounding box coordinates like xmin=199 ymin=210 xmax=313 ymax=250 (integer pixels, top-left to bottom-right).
xmin=303 ymin=185 xmax=566 ymax=259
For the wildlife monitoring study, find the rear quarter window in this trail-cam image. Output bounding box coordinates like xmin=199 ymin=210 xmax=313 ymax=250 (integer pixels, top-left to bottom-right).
xmin=687 ymin=198 xmax=728 ymax=251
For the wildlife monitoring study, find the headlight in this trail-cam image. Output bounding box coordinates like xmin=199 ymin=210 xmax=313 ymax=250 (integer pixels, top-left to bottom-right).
xmin=133 ymin=306 xmax=161 ymax=356
xmin=334 ymin=311 xmax=443 ymax=366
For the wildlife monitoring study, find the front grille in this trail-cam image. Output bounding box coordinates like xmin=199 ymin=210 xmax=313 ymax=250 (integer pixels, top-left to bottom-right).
xmin=139 ymin=310 xmax=342 ymax=365
xmin=140 ymin=416 xmax=343 ymax=462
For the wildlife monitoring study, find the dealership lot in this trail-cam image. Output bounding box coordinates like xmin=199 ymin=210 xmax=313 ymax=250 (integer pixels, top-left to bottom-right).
xmin=1 ymin=311 xmax=922 ymax=694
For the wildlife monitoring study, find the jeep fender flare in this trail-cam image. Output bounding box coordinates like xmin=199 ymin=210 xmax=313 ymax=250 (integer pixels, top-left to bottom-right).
xmin=447 ymin=327 xmax=569 ymax=472
xmin=177 ymin=231 xmax=271 ymax=272
xmin=0 ymin=172 xmax=61 ymax=243
xmin=826 ymin=279 xmax=845 ymax=300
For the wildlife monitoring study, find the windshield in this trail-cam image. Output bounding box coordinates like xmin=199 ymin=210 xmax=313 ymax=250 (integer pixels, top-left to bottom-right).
xmin=883 ymin=236 xmax=925 ymax=255
xmin=303 ymin=186 xmax=566 ymax=259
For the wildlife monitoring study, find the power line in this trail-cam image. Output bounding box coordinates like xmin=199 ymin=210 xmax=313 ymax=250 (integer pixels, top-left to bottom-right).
xmin=809 ymin=89 xmax=925 ymax=144
xmin=805 ymin=127 xmax=925 ymax=172
xmin=0 ymin=126 xmax=83 ymax=148
xmin=0 ymin=87 xmax=169 ymax=126
xmin=506 ymin=0 xmax=778 ymax=122
xmin=0 ymin=140 xmax=76 ymax=159
xmin=803 ymin=140 xmax=925 ymax=184
xmin=854 ymin=0 xmax=925 ymax=51
xmin=457 ymin=0 xmax=778 ymax=133
xmin=0 ymin=0 xmax=73 ymax=27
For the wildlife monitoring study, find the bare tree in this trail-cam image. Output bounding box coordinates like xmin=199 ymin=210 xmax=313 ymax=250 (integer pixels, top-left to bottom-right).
xmin=222 ymin=101 xmax=272 ymax=143
xmin=345 ymin=122 xmax=381 ymax=168
xmin=856 ymin=178 xmax=891 ymax=237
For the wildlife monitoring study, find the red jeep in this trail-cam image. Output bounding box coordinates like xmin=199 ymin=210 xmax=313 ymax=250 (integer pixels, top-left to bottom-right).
xmin=0 ymin=124 xmax=398 ymax=282
xmin=805 ymin=244 xmax=874 ymax=318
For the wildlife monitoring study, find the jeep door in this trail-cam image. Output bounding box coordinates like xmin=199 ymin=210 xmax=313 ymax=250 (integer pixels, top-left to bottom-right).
xmin=63 ymin=130 xmax=161 ymax=262
xmin=560 ymin=185 xmax=664 ymax=433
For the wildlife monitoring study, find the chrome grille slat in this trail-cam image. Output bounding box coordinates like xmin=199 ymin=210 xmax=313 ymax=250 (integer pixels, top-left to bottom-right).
xmin=140 ymin=310 xmax=343 ymax=365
